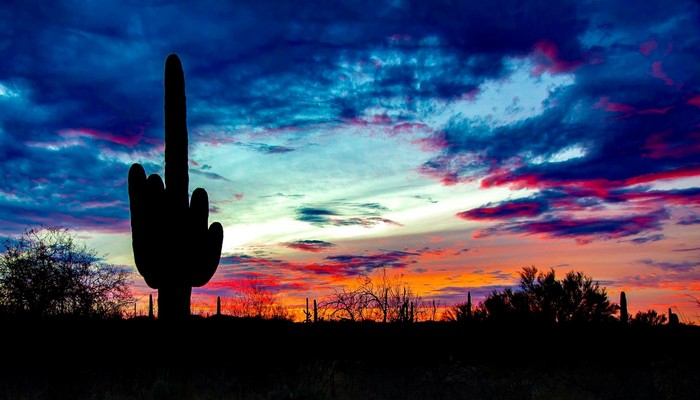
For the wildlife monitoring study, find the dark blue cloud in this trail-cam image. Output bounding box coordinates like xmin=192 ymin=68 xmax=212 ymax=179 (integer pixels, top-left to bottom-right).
xmin=640 ymin=258 xmax=700 ymax=272
xmin=0 ymin=144 xmax=130 ymax=234
xmin=630 ymin=234 xmax=665 ymax=244
xmin=295 ymin=202 xmax=399 ymax=227
xmin=235 ymin=142 xmax=295 ymax=154
xmin=296 ymin=207 xmax=338 ymax=225
xmin=475 ymin=208 xmax=670 ymax=244
xmin=678 ymin=214 xmax=700 ymax=225
xmin=325 ymin=250 xmax=418 ymax=273
xmin=284 ymin=239 xmax=337 ymax=252
xmin=458 ymin=197 xmax=550 ymax=221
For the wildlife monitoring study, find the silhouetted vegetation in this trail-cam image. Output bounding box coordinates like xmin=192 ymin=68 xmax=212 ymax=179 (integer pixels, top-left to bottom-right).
xmin=128 ymin=54 xmax=223 ymax=320
xmin=1 ymin=314 xmax=698 ymax=400
xmin=222 ymin=278 xmax=291 ymax=320
xmin=442 ymin=291 xmax=480 ymax=322
xmin=481 ymin=266 xmax=618 ymax=324
xmin=318 ymin=268 xmax=437 ymax=322
xmin=0 ymin=226 xmax=133 ymax=319
xmin=631 ymin=309 xmax=668 ymax=326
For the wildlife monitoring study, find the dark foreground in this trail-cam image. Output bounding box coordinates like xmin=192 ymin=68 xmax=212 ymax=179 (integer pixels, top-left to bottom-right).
xmin=1 ymin=317 xmax=698 ymax=399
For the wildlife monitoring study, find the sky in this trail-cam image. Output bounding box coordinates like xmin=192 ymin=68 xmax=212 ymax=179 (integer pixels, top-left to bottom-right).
xmin=1 ymin=0 xmax=699 ymax=321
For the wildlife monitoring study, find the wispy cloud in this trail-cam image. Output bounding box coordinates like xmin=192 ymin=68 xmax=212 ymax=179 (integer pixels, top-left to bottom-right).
xmin=295 ymin=202 xmax=400 ymax=228
xmin=474 ymin=209 xmax=670 ymax=245
xmin=639 ymin=258 xmax=700 ymax=272
xmin=283 ymin=239 xmax=337 ymax=252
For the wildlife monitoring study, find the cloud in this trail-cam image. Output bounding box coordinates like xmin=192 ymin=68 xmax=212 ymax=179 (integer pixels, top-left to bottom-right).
xmin=630 ymin=234 xmax=665 ymax=244
xmin=295 ymin=202 xmax=400 ymax=228
xmin=431 ymin=284 xmax=513 ymax=305
xmin=234 ymin=142 xmax=295 ymax=154
xmin=260 ymin=193 xmax=305 ymax=199
xmin=283 ymin=239 xmax=337 ymax=252
xmin=219 ymin=248 xmax=418 ymax=279
xmin=190 ymin=169 xmax=231 ymax=181
xmin=673 ymin=247 xmax=700 ymax=252
xmin=457 ymin=198 xmax=549 ymax=221
xmin=639 ymin=258 xmax=700 ymax=272
xmin=205 ymin=270 xmax=313 ymax=295
xmin=474 ymin=208 xmax=670 ymax=244
xmin=678 ymin=214 xmax=700 ymax=225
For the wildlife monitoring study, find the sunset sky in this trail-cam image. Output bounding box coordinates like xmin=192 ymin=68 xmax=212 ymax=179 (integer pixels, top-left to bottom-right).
xmin=2 ymin=1 xmax=699 ymax=321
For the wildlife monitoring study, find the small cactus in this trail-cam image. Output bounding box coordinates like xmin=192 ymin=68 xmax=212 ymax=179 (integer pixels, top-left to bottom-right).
xmin=467 ymin=291 xmax=472 ymax=318
xmin=128 ymin=54 xmax=224 ymax=320
xmin=313 ymin=299 xmax=318 ymax=323
xmin=148 ymin=294 xmax=154 ymax=319
xmin=668 ymin=307 xmax=679 ymax=326
xmin=619 ymin=291 xmax=628 ymax=324
xmin=217 ymin=296 xmax=221 ymax=316
xmin=304 ymin=298 xmax=312 ymax=323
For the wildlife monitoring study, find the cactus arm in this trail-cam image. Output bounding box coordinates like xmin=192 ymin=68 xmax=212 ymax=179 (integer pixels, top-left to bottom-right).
xmin=129 ymin=164 xmax=164 ymax=288
xmin=164 ymin=53 xmax=189 ymax=212
xmin=189 ymin=187 xmax=224 ymax=286
xmin=191 ymin=221 xmax=223 ymax=287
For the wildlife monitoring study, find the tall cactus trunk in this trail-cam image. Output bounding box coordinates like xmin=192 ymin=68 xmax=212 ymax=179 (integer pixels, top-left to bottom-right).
xmin=467 ymin=291 xmax=472 ymax=318
xmin=148 ymin=293 xmax=154 ymax=319
xmin=313 ymin=299 xmax=318 ymax=323
xmin=158 ymin=285 xmax=192 ymax=320
xmin=128 ymin=54 xmax=224 ymax=321
xmin=619 ymin=291 xmax=628 ymax=324
xmin=216 ymin=295 xmax=221 ymax=316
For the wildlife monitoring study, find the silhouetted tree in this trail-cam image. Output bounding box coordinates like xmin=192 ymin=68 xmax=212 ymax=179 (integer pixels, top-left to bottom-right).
xmin=228 ymin=279 xmax=290 ymax=320
xmin=442 ymin=302 xmax=471 ymax=322
xmin=0 ymin=226 xmax=134 ymax=318
xmin=320 ymin=284 xmax=369 ymax=321
xmin=320 ymin=268 xmax=429 ymax=322
xmin=630 ymin=309 xmax=667 ymax=326
xmin=483 ymin=266 xmax=617 ymax=323
xmin=128 ymin=54 xmax=223 ymax=320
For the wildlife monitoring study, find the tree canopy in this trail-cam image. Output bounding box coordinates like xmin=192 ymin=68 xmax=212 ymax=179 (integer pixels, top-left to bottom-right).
xmin=483 ymin=266 xmax=618 ymax=323
xmin=0 ymin=226 xmax=134 ymax=318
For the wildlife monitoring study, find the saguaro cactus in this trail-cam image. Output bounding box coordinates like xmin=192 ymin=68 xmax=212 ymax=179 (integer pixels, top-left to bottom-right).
xmin=149 ymin=294 xmax=154 ymax=319
xmin=129 ymin=54 xmax=224 ymax=320
xmin=619 ymin=291 xmax=628 ymax=324
xmin=467 ymin=291 xmax=472 ymax=318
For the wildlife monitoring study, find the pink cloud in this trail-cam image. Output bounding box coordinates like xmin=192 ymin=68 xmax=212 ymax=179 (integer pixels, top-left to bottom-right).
xmin=531 ymin=40 xmax=580 ymax=77
xmin=687 ymin=95 xmax=700 ymax=108
xmin=58 ymin=128 xmax=142 ymax=147
xmin=457 ymin=201 xmax=547 ymax=221
xmin=643 ymin=131 xmax=700 ymax=159
xmin=639 ymin=39 xmax=658 ymax=56
xmin=593 ymin=96 xmax=636 ymax=117
xmin=650 ymin=61 xmax=674 ymax=86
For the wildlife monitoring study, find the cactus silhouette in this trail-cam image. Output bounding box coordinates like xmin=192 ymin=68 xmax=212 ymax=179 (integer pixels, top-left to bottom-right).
xmin=149 ymin=293 xmax=154 ymax=319
xmin=619 ymin=291 xmax=628 ymax=324
xmin=467 ymin=291 xmax=472 ymax=318
xmin=128 ymin=54 xmax=224 ymax=320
